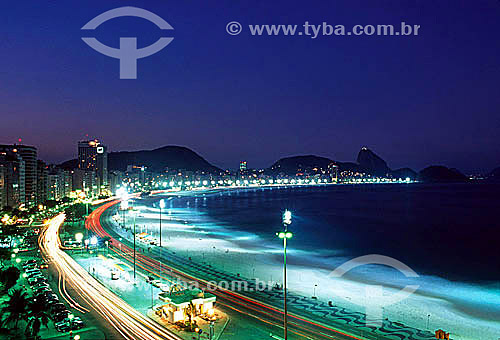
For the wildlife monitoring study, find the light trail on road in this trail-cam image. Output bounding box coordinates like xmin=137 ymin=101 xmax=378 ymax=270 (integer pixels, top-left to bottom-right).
xmin=39 ymin=213 xmax=182 ymax=340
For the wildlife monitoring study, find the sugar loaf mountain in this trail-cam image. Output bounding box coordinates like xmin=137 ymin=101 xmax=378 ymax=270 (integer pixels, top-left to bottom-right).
xmin=61 ymin=145 xmax=470 ymax=182
xmin=268 ymin=147 xmax=468 ymax=182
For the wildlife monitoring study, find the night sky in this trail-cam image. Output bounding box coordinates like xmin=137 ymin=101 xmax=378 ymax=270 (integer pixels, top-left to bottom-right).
xmin=0 ymin=0 xmax=499 ymax=172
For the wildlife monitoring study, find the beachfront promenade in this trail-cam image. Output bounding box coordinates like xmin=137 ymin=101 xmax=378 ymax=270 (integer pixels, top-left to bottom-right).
xmin=90 ymin=200 xmax=435 ymax=340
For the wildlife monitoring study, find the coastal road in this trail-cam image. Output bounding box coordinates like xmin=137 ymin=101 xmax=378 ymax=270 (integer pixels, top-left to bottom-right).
xmin=39 ymin=213 xmax=183 ymax=340
xmin=87 ymin=200 xmax=368 ymax=340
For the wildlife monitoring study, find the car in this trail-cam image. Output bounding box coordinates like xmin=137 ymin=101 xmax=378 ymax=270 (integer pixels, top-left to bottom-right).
xmin=33 ymin=284 xmax=50 ymax=291
xmin=151 ymin=280 xmax=161 ymax=288
xmin=71 ymin=320 xmax=84 ymax=330
xmin=50 ymin=303 xmax=66 ymax=313
xmin=25 ymin=268 xmax=40 ymax=275
xmin=159 ymin=283 xmax=170 ymax=292
xmin=34 ymin=287 xmax=50 ymax=294
xmin=28 ymin=272 xmax=43 ymax=279
xmin=27 ymin=277 xmax=40 ymax=285
xmin=55 ymin=323 xmax=71 ymax=332
xmin=25 ymin=259 xmax=37 ymax=264
xmin=56 ymin=316 xmax=83 ymax=327
xmin=39 ymin=263 xmax=49 ymax=269
xmin=33 ymin=281 xmax=50 ymax=288
xmin=27 ymin=270 xmax=42 ymax=277
xmin=34 ymin=287 xmax=50 ymax=293
xmin=44 ymin=293 xmax=59 ymax=302
xmin=28 ymin=278 xmax=46 ymax=286
xmin=52 ymin=311 xmax=69 ymax=322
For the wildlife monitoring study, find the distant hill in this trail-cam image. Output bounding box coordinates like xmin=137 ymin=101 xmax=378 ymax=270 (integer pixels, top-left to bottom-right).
xmin=390 ymin=168 xmax=418 ymax=180
xmin=489 ymin=167 xmax=500 ymax=179
xmin=357 ymin=147 xmax=391 ymax=176
xmin=61 ymin=146 xmax=221 ymax=173
xmin=268 ymin=155 xmax=366 ymax=175
xmin=269 ymin=155 xmax=334 ymax=175
xmin=418 ymin=166 xmax=468 ymax=182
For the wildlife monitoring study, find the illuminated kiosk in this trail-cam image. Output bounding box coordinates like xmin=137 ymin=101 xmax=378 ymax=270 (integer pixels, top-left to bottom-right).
xmin=158 ymin=288 xmax=216 ymax=324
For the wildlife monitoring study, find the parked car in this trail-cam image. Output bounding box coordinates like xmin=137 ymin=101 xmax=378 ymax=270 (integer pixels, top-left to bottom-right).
xmin=33 ymin=283 xmax=50 ymax=290
xmin=25 ymin=268 xmax=40 ymax=275
xmin=34 ymin=288 xmax=52 ymax=296
xmin=52 ymin=311 xmax=69 ymax=322
xmin=28 ymin=272 xmax=44 ymax=279
xmin=55 ymin=322 xmax=71 ymax=332
xmin=71 ymin=319 xmax=84 ymax=330
xmin=23 ymin=263 xmax=36 ymax=270
xmin=50 ymin=303 xmax=66 ymax=313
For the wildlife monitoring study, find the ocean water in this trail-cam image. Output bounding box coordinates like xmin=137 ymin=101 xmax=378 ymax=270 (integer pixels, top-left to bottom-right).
xmin=166 ymin=183 xmax=500 ymax=282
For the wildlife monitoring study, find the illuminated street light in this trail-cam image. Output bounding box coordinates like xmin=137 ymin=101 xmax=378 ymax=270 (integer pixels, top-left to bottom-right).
xmin=277 ymin=209 xmax=292 ymax=340
xmin=75 ymin=233 xmax=84 ymax=243
xmin=159 ymin=199 xmax=166 ymax=282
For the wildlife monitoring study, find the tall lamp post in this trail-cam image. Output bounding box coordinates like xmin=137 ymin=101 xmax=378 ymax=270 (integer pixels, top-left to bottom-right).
xmin=277 ymin=210 xmax=292 ymax=340
xmin=131 ymin=208 xmax=138 ymax=281
xmin=159 ymin=199 xmax=165 ymax=282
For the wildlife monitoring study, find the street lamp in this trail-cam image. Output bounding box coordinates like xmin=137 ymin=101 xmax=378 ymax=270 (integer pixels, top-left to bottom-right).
xmin=75 ymin=233 xmax=83 ymax=243
xmin=120 ymin=199 xmax=128 ymax=228
xmin=130 ymin=208 xmax=138 ymax=281
xmin=68 ymin=313 xmax=74 ymax=330
xmin=159 ymin=199 xmax=165 ymax=282
xmin=277 ymin=209 xmax=292 ymax=340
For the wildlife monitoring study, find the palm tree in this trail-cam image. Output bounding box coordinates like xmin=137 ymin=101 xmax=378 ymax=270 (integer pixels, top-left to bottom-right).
xmin=1 ymin=288 xmax=28 ymax=329
xmin=184 ymin=301 xmax=197 ymax=331
xmin=25 ymin=296 xmax=50 ymax=339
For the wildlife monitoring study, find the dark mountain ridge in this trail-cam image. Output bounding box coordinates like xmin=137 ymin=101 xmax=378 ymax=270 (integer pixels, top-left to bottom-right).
xmin=61 ymin=145 xmax=221 ymax=173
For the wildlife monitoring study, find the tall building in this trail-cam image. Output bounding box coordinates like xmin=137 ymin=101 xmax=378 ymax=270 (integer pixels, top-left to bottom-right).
xmin=0 ymin=149 xmax=25 ymax=208
xmin=47 ymin=166 xmax=73 ymax=201
xmin=78 ymin=140 xmax=108 ymax=193
xmin=328 ymin=163 xmax=338 ymax=183
xmin=239 ymin=161 xmax=247 ymax=172
xmin=0 ymin=144 xmax=34 ymax=207
xmin=16 ymin=145 xmax=37 ymax=207
xmin=0 ymin=164 xmax=5 ymax=208
xmin=37 ymin=160 xmax=49 ymax=204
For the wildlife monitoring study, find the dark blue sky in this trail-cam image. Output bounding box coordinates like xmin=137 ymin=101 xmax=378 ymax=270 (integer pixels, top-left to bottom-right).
xmin=0 ymin=1 xmax=498 ymax=172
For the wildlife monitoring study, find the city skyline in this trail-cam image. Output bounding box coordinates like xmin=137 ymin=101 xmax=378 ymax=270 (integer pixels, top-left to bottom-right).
xmin=1 ymin=1 xmax=499 ymax=172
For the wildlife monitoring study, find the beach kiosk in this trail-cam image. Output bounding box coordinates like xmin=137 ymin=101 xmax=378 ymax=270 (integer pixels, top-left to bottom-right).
xmin=158 ymin=288 xmax=216 ymax=324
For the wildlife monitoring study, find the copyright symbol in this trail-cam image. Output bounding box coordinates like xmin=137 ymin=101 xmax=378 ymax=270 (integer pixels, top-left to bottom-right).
xmin=226 ymin=21 xmax=242 ymax=35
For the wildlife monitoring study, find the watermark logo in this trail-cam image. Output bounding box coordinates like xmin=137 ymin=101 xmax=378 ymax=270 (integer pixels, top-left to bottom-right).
xmin=329 ymin=254 xmax=419 ymax=327
xmin=81 ymin=6 xmax=174 ymax=79
xmin=226 ymin=21 xmax=243 ymax=35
